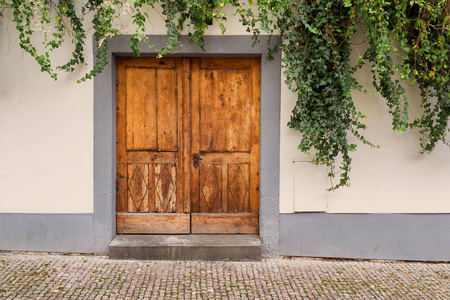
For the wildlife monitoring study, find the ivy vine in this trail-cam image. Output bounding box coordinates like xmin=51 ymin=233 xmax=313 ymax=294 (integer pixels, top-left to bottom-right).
xmin=1 ymin=0 xmax=449 ymax=189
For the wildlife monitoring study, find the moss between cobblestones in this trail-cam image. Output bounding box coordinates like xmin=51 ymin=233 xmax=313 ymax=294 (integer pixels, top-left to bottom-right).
xmin=0 ymin=255 xmax=449 ymax=299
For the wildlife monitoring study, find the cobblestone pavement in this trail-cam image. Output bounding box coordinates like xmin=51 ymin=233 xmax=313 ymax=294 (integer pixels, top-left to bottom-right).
xmin=0 ymin=253 xmax=449 ymax=299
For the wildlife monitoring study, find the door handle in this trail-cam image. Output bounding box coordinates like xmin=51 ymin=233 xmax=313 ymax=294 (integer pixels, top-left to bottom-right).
xmin=193 ymin=153 xmax=203 ymax=168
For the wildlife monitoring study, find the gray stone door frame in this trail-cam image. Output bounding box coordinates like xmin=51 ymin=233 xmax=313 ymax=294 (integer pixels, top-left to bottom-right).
xmin=93 ymin=35 xmax=281 ymax=257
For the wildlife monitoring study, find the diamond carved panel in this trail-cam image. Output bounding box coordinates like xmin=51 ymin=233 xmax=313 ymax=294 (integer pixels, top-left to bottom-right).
xmin=200 ymin=165 xmax=222 ymax=213
xmin=228 ymin=164 xmax=250 ymax=212
xmin=127 ymin=164 xmax=149 ymax=212
xmin=154 ymin=164 xmax=176 ymax=213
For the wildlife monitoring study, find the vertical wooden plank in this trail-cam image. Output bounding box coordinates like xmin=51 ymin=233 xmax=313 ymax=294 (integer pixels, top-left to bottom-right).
xmin=214 ymin=71 xmax=227 ymax=151
xmin=116 ymin=58 xmax=127 ymax=212
xmin=127 ymin=164 xmax=149 ymax=213
xmin=174 ymin=58 xmax=182 ymax=214
xmin=224 ymin=70 xmax=237 ymax=152
xmin=222 ymin=164 xmax=228 ymax=213
xmin=222 ymin=70 xmax=250 ymax=152
xmin=199 ymin=69 xmax=224 ymax=152
xmin=249 ymin=58 xmax=261 ymax=213
xmin=155 ymin=164 xmax=177 ymax=213
xmin=116 ymin=164 xmax=127 ymax=213
xmin=169 ymin=164 xmax=177 ymax=213
xmin=125 ymin=68 xmax=157 ymax=151
xmin=141 ymin=164 xmax=150 ymax=212
xmin=233 ymin=70 xmax=251 ymax=152
xmin=156 ymin=69 xmax=177 ymax=151
xmin=148 ymin=163 xmax=155 ymax=212
xmin=182 ymin=58 xmax=191 ymax=213
xmin=190 ymin=58 xmax=201 ymax=213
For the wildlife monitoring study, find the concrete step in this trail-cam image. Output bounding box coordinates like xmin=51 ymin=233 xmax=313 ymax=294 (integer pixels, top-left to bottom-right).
xmin=109 ymin=235 xmax=261 ymax=261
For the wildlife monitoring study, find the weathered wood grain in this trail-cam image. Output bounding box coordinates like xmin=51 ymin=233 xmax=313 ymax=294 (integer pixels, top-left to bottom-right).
xmin=199 ymin=69 xmax=251 ymax=152
xmin=148 ymin=163 xmax=155 ymax=213
xmin=176 ymin=58 xmax=186 ymax=213
xmin=191 ymin=213 xmax=258 ymax=234
xmin=117 ymin=57 xmax=260 ymax=234
xmin=190 ymin=58 xmax=260 ymax=227
xmin=221 ymin=164 xmax=228 ymax=213
xmin=156 ymin=68 xmax=177 ymax=151
xmin=125 ymin=67 xmax=157 ymax=151
xmin=181 ymin=58 xmax=191 ymax=213
xmin=127 ymin=164 xmax=149 ymax=213
xmin=249 ymin=58 xmax=261 ymax=213
xmin=116 ymin=163 xmax=128 ymax=213
xmin=126 ymin=57 xmax=176 ymax=69
xmin=154 ymin=164 xmax=177 ymax=213
xmin=116 ymin=58 xmax=128 ymax=212
xmin=199 ymin=164 xmax=222 ymax=213
xmin=199 ymin=152 xmax=250 ymax=164
xmin=200 ymin=57 xmax=250 ymax=69
xmin=190 ymin=58 xmax=201 ymax=214
xmin=117 ymin=213 xmax=190 ymax=234
xmin=228 ymin=164 xmax=250 ymax=213
xmin=127 ymin=151 xmax=176 ymax=163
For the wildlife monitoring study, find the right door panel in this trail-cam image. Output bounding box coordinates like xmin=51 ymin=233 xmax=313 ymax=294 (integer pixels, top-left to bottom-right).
xmin=190 ymin=58 xmax=260 ymax=234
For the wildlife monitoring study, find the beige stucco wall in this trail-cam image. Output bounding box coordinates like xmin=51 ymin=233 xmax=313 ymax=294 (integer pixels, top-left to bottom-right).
xmin=0 ymin=14 xmax=95 ymax=213
xmin=1 ymin=6 xmax=449 ymax=214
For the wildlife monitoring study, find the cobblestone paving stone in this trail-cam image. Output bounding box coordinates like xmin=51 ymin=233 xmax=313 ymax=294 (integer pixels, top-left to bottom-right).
xmin=0 ymin=253 xmax=449 ymax=299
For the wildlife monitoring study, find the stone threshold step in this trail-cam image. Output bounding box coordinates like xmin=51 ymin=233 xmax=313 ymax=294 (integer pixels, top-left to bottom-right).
xmin=109 ymin=235 xmax=261 ymax=261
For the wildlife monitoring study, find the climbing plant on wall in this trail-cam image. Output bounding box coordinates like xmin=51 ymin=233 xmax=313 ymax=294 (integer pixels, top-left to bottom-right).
xmin=1 ymin=0 xmax=449 ymax=189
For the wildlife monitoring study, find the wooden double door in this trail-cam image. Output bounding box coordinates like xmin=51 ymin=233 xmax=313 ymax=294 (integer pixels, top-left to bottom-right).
xmin=116 ymin=57 xmax=260 ymax=234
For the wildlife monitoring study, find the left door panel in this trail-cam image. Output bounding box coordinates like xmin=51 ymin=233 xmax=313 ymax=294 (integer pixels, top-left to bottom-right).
xmin=116 ymin=57 xmax=189 ymax=234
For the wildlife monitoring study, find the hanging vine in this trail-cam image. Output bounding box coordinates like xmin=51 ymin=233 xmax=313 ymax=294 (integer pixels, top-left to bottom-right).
xmin=1 ymin=0 xmax=449 ymax=189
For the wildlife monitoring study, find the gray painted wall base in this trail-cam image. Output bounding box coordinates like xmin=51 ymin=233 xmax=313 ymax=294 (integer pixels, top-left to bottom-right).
xmin=0 ymin=214 xmax=96 ymax=253
xmin=280 ymin=213 xmax=450 ymax=261
xmin=109 ymin=235 xmax=261 ymax=261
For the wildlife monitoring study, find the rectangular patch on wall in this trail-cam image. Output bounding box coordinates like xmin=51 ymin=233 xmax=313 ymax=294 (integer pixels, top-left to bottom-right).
xmin=294 ymin=161 xmax=327 ymax=212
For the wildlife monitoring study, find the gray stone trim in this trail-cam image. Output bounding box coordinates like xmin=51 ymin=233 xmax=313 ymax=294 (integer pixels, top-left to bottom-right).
xmin=0 ymin=214 xmax=95 ymax=253
xmin=94 ymin=35 xmax=281 ymax=257
xmin=280 ymin=213 xmax=450 ymax=261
